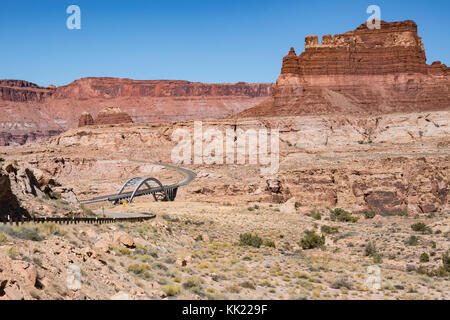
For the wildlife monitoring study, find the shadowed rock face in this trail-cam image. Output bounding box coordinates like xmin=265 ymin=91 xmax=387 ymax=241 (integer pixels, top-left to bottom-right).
xmin=78 ymin=112 xmax=94 ymax=127
xmin=235 ymin=20 xmax=449 ymax=118
xmin=0 ymin=79 xmax=273 ymax=146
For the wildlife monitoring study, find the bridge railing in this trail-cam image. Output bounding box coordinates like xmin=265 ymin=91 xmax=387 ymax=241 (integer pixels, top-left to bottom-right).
xmin=0 ymin=214 xmax=156 ymax=226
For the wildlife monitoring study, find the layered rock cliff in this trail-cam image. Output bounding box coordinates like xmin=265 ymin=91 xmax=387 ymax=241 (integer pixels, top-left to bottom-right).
xmin=236 ymin=20 xmax=449 ymax=118
xmin=0 ymin=79 xmax=273 ymax=146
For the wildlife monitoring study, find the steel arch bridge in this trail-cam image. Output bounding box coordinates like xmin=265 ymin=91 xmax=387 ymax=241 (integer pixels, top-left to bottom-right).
xmin=80 ymin=164 xmax=196 ymax=205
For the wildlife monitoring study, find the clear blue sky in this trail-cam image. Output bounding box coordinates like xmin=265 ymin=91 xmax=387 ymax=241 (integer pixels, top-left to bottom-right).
xmin=0 ymin=0 xmax=448 ymax=86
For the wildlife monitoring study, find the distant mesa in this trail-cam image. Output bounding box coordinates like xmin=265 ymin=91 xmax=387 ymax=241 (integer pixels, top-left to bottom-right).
xmin=78 ymin=107 xmax=134 ymax=127
xmin=235 ymin=20 xmax=450 ymax=118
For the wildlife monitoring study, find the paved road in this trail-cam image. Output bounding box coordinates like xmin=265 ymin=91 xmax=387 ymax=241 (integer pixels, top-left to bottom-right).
xmin=128 ymin=161 xmax=197 ymax=188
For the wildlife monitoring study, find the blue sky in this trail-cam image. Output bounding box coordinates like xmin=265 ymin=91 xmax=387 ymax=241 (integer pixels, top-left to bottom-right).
xmin=0 ymin=0 xmax=448 ymax=86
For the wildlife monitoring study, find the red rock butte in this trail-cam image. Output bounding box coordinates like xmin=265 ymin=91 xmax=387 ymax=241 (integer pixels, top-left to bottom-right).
xmin=78 ymin=107 xmax=133 ymax=127
xmin=235 ymin=20 xmax=449 ymax=118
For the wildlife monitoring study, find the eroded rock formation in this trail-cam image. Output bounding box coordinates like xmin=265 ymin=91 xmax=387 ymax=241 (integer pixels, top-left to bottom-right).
xmin=78 ymin=112 xmax=94 ymax=127
xmin=236 ymin=20 xmax=449 ymax=118
xmin=0 ymin=161 xmax=80 ymax=219
xmin=94 ymin=107 xmax=133 ymax=126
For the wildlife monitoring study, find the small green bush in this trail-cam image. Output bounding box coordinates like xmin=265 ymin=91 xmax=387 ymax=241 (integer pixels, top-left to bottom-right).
xmin=364 ymin=211 xmax=376 ymax=219
xmin=264 ymin=240 xmax=276 ymax=248
xmin=240 ymin=281 xmax=256 ymax=290
xmin=309 ymin=210 xmax=322 ymax=220
xmin=364 ymin=241 xmax=382 ymax=263
xmin=183 ymin=277 xmax=203 ymax=289
xmin=0 ymin=233 xmax=7 ymax=245
xmin=37 ymin=223 xmax=65 ymax=237
xmin=80 ymin=204 xmax=95 ymax=217
xmin=300 ymin=231 xmax=325 ymax=250
xmin=329 ymin=208 xmax=358 ymax=223
xmin=419 ymin=253 xmax=430 ymax=263
xmin=321 ymin=225 xmax=339 ymax=234
xmin=6 ymin=247 xmax=18 ymax=260
xmin=443 ymin=250 xmax=450 ymax=272
xmin=364 ymin=241 xmax=377 ymax=257
xmin=161 ymin=284 xmax=181 ymax=296
xmin=127 ymin=264 xmax=152 ymax=279
xmin=411 ymin=223 xmax=432 ymax=234
xmin=239 ymin=233 xmax=263 ymax=248
xmin=0 ymin=225 xmax=43 ymax=241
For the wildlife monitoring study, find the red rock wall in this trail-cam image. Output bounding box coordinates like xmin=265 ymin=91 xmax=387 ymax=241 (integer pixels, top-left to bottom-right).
xmin=0 ymin=79 xmax=273 ymax=146
xmin=0 ymin=80 xmax=55 ymax=103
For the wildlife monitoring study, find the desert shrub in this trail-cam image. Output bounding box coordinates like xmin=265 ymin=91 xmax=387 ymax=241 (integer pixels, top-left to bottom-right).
xmin=134 ymin=244 xmax=158 ymax=258
xmin=162 ymin=214 xmax=180 ymax=223
xmin=308 ymin=210 xmax=322 ymax=220
xmin=364 ymin=241 xmax=377 ymax=257
xmin=411 ymin=222 xmax=432 ymax=234
xmin=50 ymin=192 xmax=62 ymax=200
xmin=80 ymin=204 xmax=95 ymax=217
xmin=0 ymin=233 xmax=7 ymax=244
xmin=195 ymin=235 xmax=203 ymax=241
xmin=330 ymin=277 xmax=354 ymax=290
xmin=264 ymin=240 xmax=276 ymax=248
xmin=405 ymin=235 xmax=419 ymax=246
xmin=300 ymin=231 xmax=325 ymax=250
xmin=419 ymin=253 xmax=430 ymax=263
xmin=443 ymin=251 xmax=450 ymax=272
xmin=114 ymin=246 xmax=131 ymax=256
xmin=240 ymin=281 xmax=256 ymax=290
xmin=0 ymin=225 xmax=43 ymax=241
xmin=182 ymin=277 xmax=203 ymax=289
xmin=321 ymin=225 xmax=339 ymax=235
xmin=37 ymin=223 xmax=65 ymax=237
xmin=161 ymin=284 xmax=181 ymax=296
xmin=6 ymin=247 xmax=18 ymax=260
xmin=364 ymin=211 xmax=376 ymax=219
xmin=329 ymin=208 xmax=358 ymax=223
xmin=127 ymin=264 xmax=152 ymax=279
xmin=239 ymin=233 xmax=263 ymax=248
xmin=152 ymin=262 xmax=168 ymax=271
xmin=365 ymin=241 xmax=382 ymax=263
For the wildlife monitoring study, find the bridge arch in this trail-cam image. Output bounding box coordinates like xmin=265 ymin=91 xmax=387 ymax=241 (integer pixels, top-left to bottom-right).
xmin=129 ymin=177 xmax=169 ymax=203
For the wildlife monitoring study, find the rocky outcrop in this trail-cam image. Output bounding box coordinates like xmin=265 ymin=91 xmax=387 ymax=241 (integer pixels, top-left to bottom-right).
xmin=0 ymin=78 xmax=273 ymax=146
xmin=94 ymin=107 xmax=133 ymax=126
xmin=0 ymin=161 xmax=80 ymax=219
xmin=235 ymin=20 xmax=449 ymax=118
xmin=78 ymin=112 xmax=94 ymax=127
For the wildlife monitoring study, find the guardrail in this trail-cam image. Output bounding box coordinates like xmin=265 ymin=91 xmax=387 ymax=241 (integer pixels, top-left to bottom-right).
xmin=0 ymin=214 xmax=156 ymax=226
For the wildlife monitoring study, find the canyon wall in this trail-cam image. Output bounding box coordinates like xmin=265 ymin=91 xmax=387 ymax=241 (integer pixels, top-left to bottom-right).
xmin=28 ymin=110 xmax=447 ymax=214
xmin=236 ymin=20 xmax=449 ymax=118
xmin=0 ymin=78 xmax=273 ymax=146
